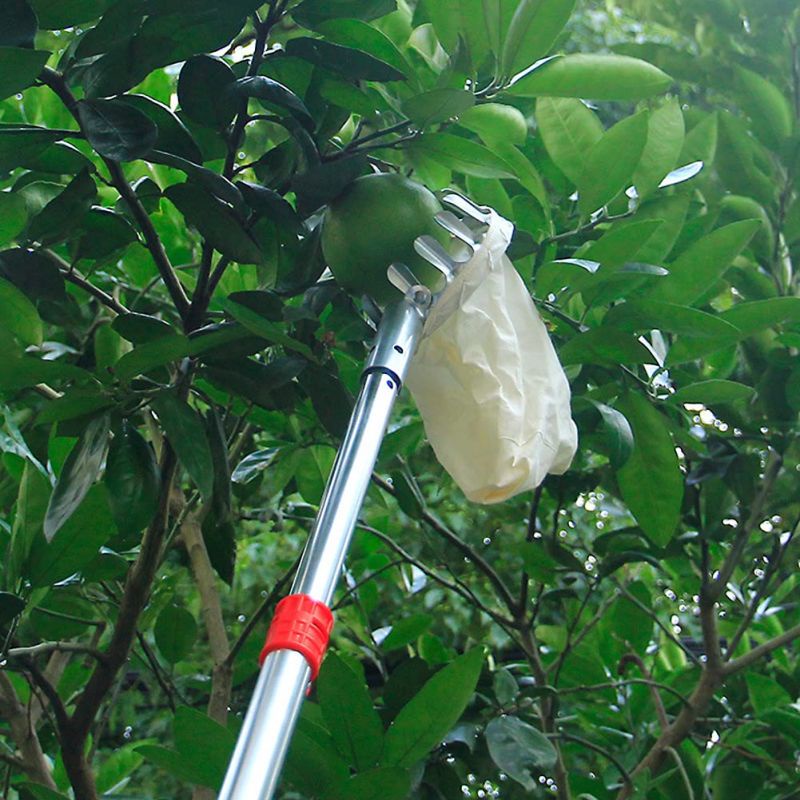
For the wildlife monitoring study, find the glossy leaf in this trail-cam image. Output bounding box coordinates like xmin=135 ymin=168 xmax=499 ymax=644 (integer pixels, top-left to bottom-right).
xmin=231 ymin=75 xmax=314 ymax=132
xmin=154 ymin=604 xmax=198 ymax=664
xmin=27 ymin=169 xmax=97 ymax=246
xmin=27 ymin=484 xmax=117 ymax=587
xmin=0 ymin=275 xmax=42 ymax=345
xmin=0 ymin=126 xmax=66 ymax=172
xmin=510 ymin=54 xmax=672 ymax=100
xmin=164 ymin=183 xmax=262 ymax=264
xmin=6 ymin=463 xmax=49 ymax=590
xmin=77 ymin=99 xmax=159 ymax=161
xmin=501 ymin=0 xmax=576 ymax=76
xmin=634 ymin=97 xmax=685 ymax=199
xmin=578 ymin=111 xmax=649 ymax=214
xmin=1 ymin=0 xmax=38 ymax=48
xmin=409 ymin=133 xmax=515 ymax=179
xmin=536 ymin=97 xmax=603 ymax=185
xmin=382 ymin=648 xmax=483 ymax=767
xmin=402 ymin=89 xmax=475 ymax=126
xmin=177 ymin=55 xmax=238 ymax=128
xmin=382 ymin=613 xmax=434 ymax=650
xmin=485 ymin=716 xmax=557 ymax=789
xmin=104 ymin=421 xmax=160 ymax=535
xmin=616 ymin=393 xmax=683 ymax=547
xmin=318 ymin=653 xmax=384 ymax=770
xmin=151 ymin=391 xmax=214 ymax=500
xmin=119 ymin=94 xmax=203 ymax=163
xmin=285 ymin=37 xmax=406 ymax=82
xmin=669 ymin=380 xmax=755 ymax=405
xmin=647 ymin=220 xmax=761 ymax=305
xmin=44 ymin=413 xmax=110 ymax=541
xmin=291 ymin=0 xmax=396 ymax=28
xmin=0 ymin=47 xmax=49 ymax=100
xmin=114 ymin=334 xmax=192 ymax=381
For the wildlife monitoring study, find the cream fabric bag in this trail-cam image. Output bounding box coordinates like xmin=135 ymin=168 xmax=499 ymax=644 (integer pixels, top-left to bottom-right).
xmin=405 ymin=210 xmax=578 ymax=504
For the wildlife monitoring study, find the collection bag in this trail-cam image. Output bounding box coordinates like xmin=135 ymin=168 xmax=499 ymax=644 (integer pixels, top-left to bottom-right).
xmin=405 ymin=209 xmax=578 ymax=504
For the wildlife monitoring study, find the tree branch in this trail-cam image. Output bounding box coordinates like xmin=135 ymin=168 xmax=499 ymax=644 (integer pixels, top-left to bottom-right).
xmin=38 ymin=67 xmax=190 ymax=321
xmin=724 ymin=622 xmax=800 ymax=677
xmin=6 ymin=642 xmax=106 ymax=662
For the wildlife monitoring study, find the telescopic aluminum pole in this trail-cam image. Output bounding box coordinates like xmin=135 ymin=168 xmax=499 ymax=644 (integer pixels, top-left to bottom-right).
xmin=218 ymin=291 xmax=430 ymax=800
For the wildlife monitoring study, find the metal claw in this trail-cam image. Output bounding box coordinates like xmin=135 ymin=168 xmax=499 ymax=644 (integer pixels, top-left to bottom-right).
xmin=387 ymin=262 xmax=422 ymax=295
xmin=440 ymin=191 xmax=492 ymax=224
xmin=434 ymin=210 xmax=477 ymax=252
xmin=414 ymin=235 xmax=458 ymax=282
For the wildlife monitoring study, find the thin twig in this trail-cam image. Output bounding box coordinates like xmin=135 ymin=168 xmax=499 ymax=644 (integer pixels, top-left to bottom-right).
xmin=6 ymin=642 xmax=106 ymax=663
xmin=553 ymin=732 xmax=633 ymax=790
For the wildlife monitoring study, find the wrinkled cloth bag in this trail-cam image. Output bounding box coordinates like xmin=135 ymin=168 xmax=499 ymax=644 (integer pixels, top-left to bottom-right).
xmin=405 ymin=209 xmax=578 ymax=504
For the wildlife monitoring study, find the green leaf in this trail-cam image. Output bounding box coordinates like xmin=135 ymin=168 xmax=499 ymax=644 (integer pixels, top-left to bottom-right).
xmin=74 ymin=207 xmax=137 ymax=261
xmin=669 ymin=380 xmax=755 ymax=406
xmin=0 ymin=126 xmax=66 ymax=172
xmin=221 ymin=296 xmax=315 ymax=360
xmin=114 ymin=334 xmax=192 ymax=381
xmin=345 ymin=768 xmax=411 ymax=800
xmin=316 ymin=18 xmax=413 ymax=80
xmin=536 ymin=97 xmax=603 ymax=186
xmin=578 ymin=111 xmax=649 ymax=215
xmin=421 ymin=0 xmax=491 ymax=65
xmin=146 ymin=150 xmax=244 ymax=209
xmin=28 ymin=0 xmax=112 ymax=28
xmin=0 ymin=192 xmax=27 ymax=246
xmin=77 ymin=99 xmax=158 ymax=161
xmin=720 ymin=298 xmax=800 ymax=336
xmin=592 ymin=401 xmax=634 ymax=468
xmin=402 ymin=89 xmax=475 ymax=126
xmin=21 ymin=141 xmax=95 ymax=175
xmin=0 ymin=356 xmax=89 ymax=393
xmin=735 ymin=66 xmax=793 ymax=149
xmin=510 ymin=54 xmax=672 ymax=100
xmin=616 ymin=393 xmax=683 ymax=547
xmin=0 ymin=591 xmax=25 ymax=627
xmin=408 ymin=133 xmax=515 ymax=179
xmin=165 ymin=183 xmax=262 ymax=265
xmin=0 ymin=277 xmax=41 ymax=344
xmin=382 ymin=648 xmax=484 ymax=767
xmin=6 ymin=463 xmax=49 ymax=589
xmin=0 ymin=47 xmax=49 ymax=101
xmin=501 ymin=0 xmax=576 ymax=77
xmin=178 ymin=55 xmax=238 ymax=129
xmin=604 ymin=300 xmax=741 ymax=339
xmin=27 ymin=483 xmax=117 ymax=587
xmin=154 ymin=604 xmax=198 ymax=664
xmin=485 ymin=716 xmax=557 ymax=790
xmin=318 ymin=653 xmax=384 ymax=770
xmin=27 ymin=169 xmax=97 ymax=246
xmin=283 ymin=722 xmax=349 ymax=798
xmin=634 ymin=97 xmax=685 ymax=200
xmin=104 ymin=421 xmax=160 ymax=535
xmin=559 ymin=329 xmax=654 ymax=366
xmin=112 ymin=312 xmax=174 ymax=344
xmin=231 ymin=75 xmax=314 ymax=132
xmin=292 ymin=0 xmax=397 ymax=28
xmin=44 ymin=413 xmax=110 ymax=541
xmin=647 ymin=220 xmax=761 ymax=306
xmin=119 ymin=94 xmax=203 ymax=164
xmin=151 ymin=391 xmax=214 ymax=500
xmin=95 ymin=743 xmax=146 ymax=796
xmin=292 ymin=155 xmax=369 ymax=214
xmin=1 ymin=0 xmax=38 ymax=48
xmin=286 ymin=37 xmax=405 ymax=82
xmin=746 ymin=673 xmax=791 ymax=717
xmin=382 ymin=613 xmax=434 ymax=651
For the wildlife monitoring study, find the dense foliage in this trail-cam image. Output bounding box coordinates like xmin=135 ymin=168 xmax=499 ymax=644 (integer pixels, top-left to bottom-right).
xmin=0 ymin=0 xmax=799 ymax=798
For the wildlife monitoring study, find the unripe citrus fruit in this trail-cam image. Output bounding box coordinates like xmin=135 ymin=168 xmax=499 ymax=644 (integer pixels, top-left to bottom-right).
xmin=718 ymin=195 xmax=773 ymax=261
xmin=458 ymin=103 xmax=528 ymax=145
xmin=321 ymin=172 xmax=446 ymax=305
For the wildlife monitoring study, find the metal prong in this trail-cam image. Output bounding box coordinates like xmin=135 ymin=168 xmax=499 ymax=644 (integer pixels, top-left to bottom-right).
xmin=414 ymin=235 xmax=458 ymax=282
xmin=435 ymin=211 xmax=477 ymax=251
xmin=440 ymin=191 xmax=492 ymax=224
xmin=387 ymin=262 xmax=421 ymax=295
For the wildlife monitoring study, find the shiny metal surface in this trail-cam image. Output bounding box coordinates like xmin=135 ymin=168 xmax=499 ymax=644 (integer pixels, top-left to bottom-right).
xmin=218 ymin=650 xmax=310 ymax=800
xmin=219 ymin=299 xmax=425 ymax=800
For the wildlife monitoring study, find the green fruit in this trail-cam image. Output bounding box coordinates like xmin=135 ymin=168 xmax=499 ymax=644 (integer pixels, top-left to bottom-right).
xmin=458 ymin=103 xmax=528 ymax=146
xmin=321 ymin=172 xmax=446 ymax=305
xmin=718 ymin=195 xmax=774 ymax=261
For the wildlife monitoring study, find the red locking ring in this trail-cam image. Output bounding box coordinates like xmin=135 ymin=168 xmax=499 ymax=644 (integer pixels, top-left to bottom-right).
xmin=259 ymin=594 xmax=334 ymax=681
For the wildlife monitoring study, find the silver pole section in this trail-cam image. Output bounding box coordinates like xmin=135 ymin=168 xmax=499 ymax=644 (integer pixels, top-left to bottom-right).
xmin=219 ymin=296 xmax=428 ymax=800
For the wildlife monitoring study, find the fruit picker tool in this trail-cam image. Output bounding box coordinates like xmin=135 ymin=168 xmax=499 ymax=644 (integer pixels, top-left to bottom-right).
xmin=218 ymin=191 xmax=493 ymax=800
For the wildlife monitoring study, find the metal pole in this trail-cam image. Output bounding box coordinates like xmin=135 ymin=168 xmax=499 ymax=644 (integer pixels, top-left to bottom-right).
xmin=219 ymin=295 xmax=428 ymax=800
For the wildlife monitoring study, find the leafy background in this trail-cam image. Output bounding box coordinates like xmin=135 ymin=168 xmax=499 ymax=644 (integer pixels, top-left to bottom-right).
xmin=0 ymin=0 xmax=799 ymax=798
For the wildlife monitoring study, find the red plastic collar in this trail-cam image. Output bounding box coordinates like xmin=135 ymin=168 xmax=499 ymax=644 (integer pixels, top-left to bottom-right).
xmin=259 ymin=594 xmax=334 ymax=680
